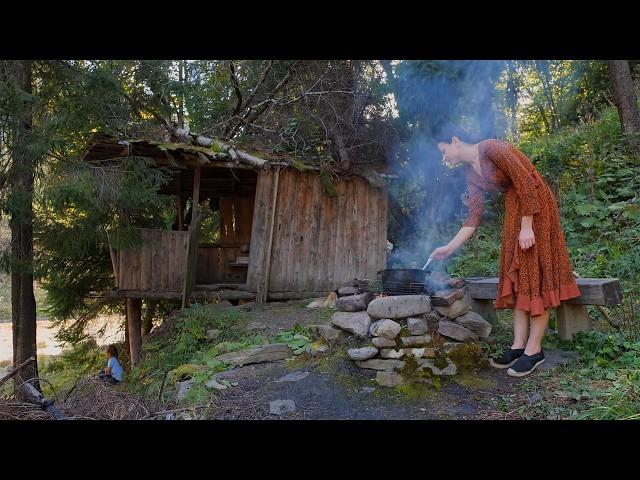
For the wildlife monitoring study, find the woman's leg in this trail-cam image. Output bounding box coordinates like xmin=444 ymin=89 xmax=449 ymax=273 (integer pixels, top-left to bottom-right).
xmin=511 ymin=308 xmax=530 ymax=349
xmin=524 ymin=309 xmax=550 ymax=355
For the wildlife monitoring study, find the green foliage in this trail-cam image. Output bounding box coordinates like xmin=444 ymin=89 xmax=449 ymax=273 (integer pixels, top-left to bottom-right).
xmin=275 ymin=325 xmax=311 ymax=355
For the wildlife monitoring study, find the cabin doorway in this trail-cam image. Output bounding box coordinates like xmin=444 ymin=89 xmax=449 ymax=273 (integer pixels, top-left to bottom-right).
xmin=177 ymin=167 xmax=257 ymax=287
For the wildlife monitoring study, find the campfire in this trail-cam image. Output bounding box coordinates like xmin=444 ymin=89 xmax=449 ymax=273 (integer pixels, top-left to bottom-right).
xmin=312 ymin=272 xmax=492 ymax=387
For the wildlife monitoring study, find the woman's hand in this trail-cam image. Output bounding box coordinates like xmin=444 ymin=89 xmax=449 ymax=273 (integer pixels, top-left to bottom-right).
xmin=430 ymin=245 xmax=453 ymax=260
xmin=519 ymin=227 xmax=535 ymax=251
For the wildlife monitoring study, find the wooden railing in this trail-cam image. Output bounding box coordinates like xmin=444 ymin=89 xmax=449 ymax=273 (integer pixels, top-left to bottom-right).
xmin=110 ymin=228 xmax=189 ymax=292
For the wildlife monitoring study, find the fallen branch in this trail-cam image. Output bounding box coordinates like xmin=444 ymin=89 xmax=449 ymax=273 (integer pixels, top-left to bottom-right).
xmin=0 ymin=357 xmax=35 ymax=388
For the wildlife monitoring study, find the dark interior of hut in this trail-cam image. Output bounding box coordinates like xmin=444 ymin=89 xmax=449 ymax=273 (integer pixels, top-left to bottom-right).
xmin=159 ymin=166 xmax=258 ymax=287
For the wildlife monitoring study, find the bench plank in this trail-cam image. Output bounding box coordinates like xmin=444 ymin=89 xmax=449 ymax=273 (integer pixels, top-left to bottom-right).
xmin=464 ymin=277 xmax=623 ymax=306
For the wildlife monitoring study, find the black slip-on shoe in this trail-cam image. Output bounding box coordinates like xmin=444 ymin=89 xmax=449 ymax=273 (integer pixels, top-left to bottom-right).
xmin=507 ymin=350 xmax=546 ymax=377
xmin=489 ymin=348 xmax=525 ymax=369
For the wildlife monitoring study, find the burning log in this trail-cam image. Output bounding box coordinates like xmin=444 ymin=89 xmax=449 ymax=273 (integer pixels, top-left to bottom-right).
xmin=431 ymin=288 xmax=466 ymax=306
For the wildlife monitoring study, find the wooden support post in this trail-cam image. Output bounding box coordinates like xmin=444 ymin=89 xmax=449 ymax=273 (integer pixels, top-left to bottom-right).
xmin=177 ymin=194 xmax=184 ymax=231
xmin=556 ymin=302 xmax=591 ymax=341
xmin=126 ymin=298 xmax=143 ymax=366
xmin=192 ymin=166 xmax=201 ymax=221
xmin=257 ymin=167 xmax=280 ymax=306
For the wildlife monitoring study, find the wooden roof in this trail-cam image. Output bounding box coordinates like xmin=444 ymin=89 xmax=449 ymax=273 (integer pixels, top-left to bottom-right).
xmin=81 ymin=133 xmax=393 ymax=187
xmin=82 ymin=133 xmax=272 ymax=171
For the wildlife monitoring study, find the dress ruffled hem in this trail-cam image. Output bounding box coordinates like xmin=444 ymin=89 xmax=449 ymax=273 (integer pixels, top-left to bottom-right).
xmin=495 ymin=278 xmax=581 ymax=317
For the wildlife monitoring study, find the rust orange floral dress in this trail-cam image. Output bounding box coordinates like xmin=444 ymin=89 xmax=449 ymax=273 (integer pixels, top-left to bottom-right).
xmin=463 ymin=139 xmax=580 ymax=316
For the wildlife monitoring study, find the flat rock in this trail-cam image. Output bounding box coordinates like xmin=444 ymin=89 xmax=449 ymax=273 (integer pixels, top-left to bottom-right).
xmin=176 ymin=380 xmax=194 ymax=401
xmin=356 ymin=359 xmax=405 ymax=371
xmin=367 ymin=295 xmax=432 ymax=319
xmin=408 ymin=317 xmax=428 ymax=335
xmin=369 ymin=319 xmax=402 ymax=339
xmin=455 ymin=311 xmax=492 ymax=337
xmin=418 ymin=358 xmax=458 ymax=376
xmin=338 ymin=286 xmax=360 ymax=296
xmin=399 ymin=335 xmax=432 ymax=347
xmin=381 ymin=347 xmax=433 ymax=359
xmin=269 ymin=399 xmax=296 ymax=415
xmin=336 ymin=292 xmax=376 ymax=312
xmin=307 ymin=324 xmax=344 ymax=342
xmin=215 ymin=343 xmax=292 ymax=366
xmin=247 ymin=321 xmax=267 ymax=331
xmin=205 ymin=376 xmax=228 ymax=390
xmin=380 ymin=348 xmax=405 ymax=359
xmin=376 ymin=371 xmax=406 ymax=387
xmin=331 ymin=311 xmax=371 ymax=338
xmin=347 ymin=347 xmax=379 ymax=361
xmin=372 ymin=337 xmax=397 ymax=348
xmin=438 ymin=321 xmax=479 ymax=342
xmin=434 ymin=298 xmax=470 ymax=319
xmin=275 ymin=371 xmax=311 ymax=383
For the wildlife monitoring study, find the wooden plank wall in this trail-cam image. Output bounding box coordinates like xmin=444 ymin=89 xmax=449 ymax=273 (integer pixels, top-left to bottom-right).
xmin=115 ymin=228 xmax=189 ymax=292
xmin=247 ymin=168 xmax=387 ymax=294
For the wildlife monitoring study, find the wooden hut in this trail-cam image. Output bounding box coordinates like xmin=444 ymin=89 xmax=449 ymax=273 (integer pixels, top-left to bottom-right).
xmin=82 ymin=133 xmax=389 ymax=363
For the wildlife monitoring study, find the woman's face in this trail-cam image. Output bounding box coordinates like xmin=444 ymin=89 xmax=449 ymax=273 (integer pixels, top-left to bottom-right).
xmin=437 ymin=137 xmax=463 ymax=167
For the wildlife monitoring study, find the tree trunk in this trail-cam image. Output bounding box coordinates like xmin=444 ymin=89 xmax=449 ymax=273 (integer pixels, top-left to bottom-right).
xmin=7 ymin=60 xmax=39 ymax=395
xmin=608 ymin=60 xmax=640 ymax=149
xmin=126 ymin=298 xmax=142 ymax=366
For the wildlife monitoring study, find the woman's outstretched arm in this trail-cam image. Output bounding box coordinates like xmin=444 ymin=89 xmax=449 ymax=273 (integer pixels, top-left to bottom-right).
xmin=430 ymin=226 xmax=476 ymax=260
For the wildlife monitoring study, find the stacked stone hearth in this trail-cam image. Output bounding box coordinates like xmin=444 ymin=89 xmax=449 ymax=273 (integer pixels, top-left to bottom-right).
xmin=324 ymin=275 xmax=493 ymax=387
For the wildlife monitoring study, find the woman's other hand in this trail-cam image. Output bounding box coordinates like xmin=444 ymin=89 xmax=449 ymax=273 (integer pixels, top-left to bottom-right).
xmin=519 ymin=227 xmax=535 ymax=251
xmin=430 ymin=245 xmax=452 ymax=260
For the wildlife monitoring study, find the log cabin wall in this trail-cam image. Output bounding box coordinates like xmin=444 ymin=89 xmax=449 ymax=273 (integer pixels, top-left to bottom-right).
xmin=247 ymin=168 xmax=387 ymax=294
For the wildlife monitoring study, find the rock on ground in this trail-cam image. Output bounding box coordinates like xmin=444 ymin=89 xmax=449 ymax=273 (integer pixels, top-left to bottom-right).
xmin=215 ymin=343 xmax=292 ymax=366
xmin=367 ymin=295 xmax=432 ymax=319
xmin=418 ymin=359 xmax=458 ymax=376
xmin=399 ymin=335 xmax=432 ymax=347
xmin=380 ymin=348 xmax=405 ymax=359
xmin=434 ymin=298 xmax=470 ymax=319
xmin=372 ymin=337 xmax=397 ymax=348
xmin=338 ymin=286 xmax=360 ymax=296
xmin=455 ymin=311 xmax=492 ymax=337
xmin=336 ymin=292 xmax=376 ymax=312
xmin=369 ymin=319 xmax=402 ymax=339
xmin=347 ymin=347 xmax=379 ymax=361
xmin=331 ymin=311 xmax=372 ymax=337
xmin=269 ymin=399 xmax=296 ymax=415
xmin=308 ymin=324 xmax=344 ymax=342
xmin=176 ymin=380 xmax=194 ymax=400
xmin=355 ymin=359 xmax=405 ymax=371
xmin=438 ymin=321 xmax=479 ymax=342
xmin=407 ymin=317 xmax=428 ymax=335
xmin=376 ymin=371 xmax=405 ymax=387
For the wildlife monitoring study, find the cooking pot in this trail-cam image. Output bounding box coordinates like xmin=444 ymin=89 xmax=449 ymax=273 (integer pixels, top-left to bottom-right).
xmin=378 ymin=268 xmax=431 ymax=295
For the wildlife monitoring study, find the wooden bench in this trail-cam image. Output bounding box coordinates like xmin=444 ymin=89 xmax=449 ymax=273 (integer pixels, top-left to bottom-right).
xmin=464 ymin=277 xmax=624 ymax=340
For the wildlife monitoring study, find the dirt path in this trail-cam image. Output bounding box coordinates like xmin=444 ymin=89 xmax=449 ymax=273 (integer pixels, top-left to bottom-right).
xmin=203 ymin=302 xmax=577 ymax=420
